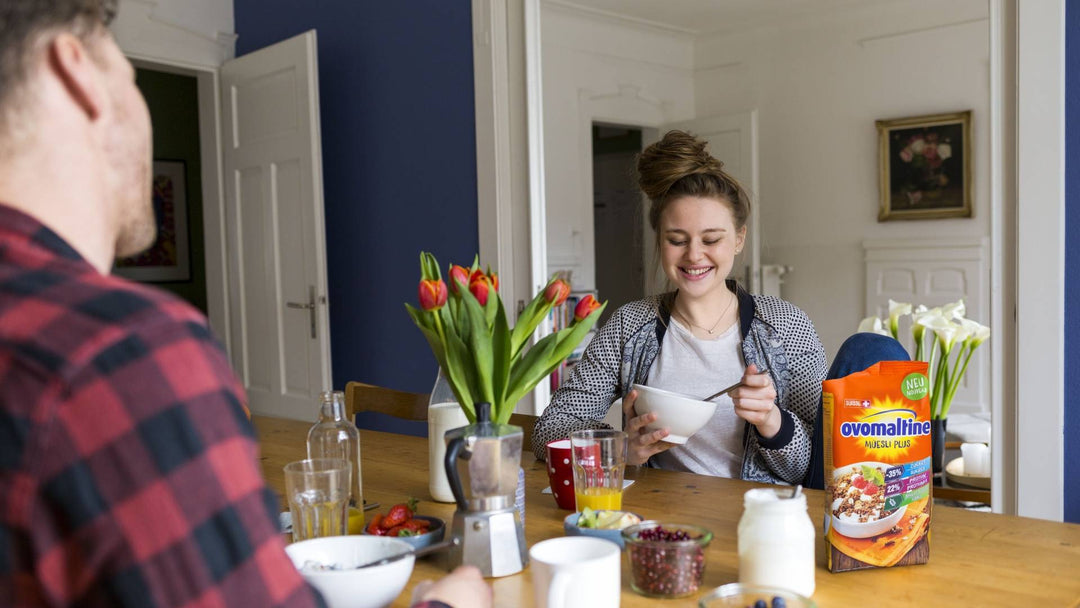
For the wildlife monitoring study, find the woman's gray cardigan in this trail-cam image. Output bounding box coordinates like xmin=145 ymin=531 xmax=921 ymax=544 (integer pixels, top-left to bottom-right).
xmin=531 ymin=282 xmax=826 ymax=485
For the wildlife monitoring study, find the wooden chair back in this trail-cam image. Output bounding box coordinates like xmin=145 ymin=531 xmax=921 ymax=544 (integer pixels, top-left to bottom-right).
xmin=508 ymin=413 xmax=537 ymax=457
xmin=345 ymin=381 xmax=429 ymax=437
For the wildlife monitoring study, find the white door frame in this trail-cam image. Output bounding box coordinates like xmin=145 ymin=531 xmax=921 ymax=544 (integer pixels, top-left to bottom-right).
xmin=124 ymin=55 xmax=231 ymax=355
xmin=991 ymin=0 xmax=1065 ymax=521
xmin=476 ymin=0 xmax=1068 ymax=519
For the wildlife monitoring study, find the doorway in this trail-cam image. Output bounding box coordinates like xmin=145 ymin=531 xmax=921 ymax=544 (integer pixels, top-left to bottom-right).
xmin=592 ymin=124 xmax=644 ymax=324
xmin=125 ymin=68 xmax=208 ymax=314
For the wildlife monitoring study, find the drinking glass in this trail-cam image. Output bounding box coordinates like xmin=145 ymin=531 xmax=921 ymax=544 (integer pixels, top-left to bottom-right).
xmin=570 ymin=429 xmax=627 ymax=512
xmin=284 ymin=458 xmax=351 ymax=542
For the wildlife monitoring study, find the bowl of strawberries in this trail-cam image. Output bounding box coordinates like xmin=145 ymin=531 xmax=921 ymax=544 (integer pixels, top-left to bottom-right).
xmin=364 ymin=499 xmax=445 ymax=551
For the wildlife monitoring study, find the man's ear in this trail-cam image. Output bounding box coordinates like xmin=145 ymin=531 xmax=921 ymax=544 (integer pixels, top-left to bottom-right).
xmin=47 ymin=33 xmax=106 ymax=121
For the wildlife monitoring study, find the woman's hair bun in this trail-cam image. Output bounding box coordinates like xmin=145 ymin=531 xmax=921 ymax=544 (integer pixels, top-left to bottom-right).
xmin=636 ymin=129 xmax=751 ymax=231
xmin=636 ymin=130 xmax=724 ymax=202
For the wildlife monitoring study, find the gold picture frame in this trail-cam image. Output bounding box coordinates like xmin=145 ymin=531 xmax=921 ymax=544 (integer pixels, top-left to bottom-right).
xmin=877 ymin=111 xmax=972 ymax=221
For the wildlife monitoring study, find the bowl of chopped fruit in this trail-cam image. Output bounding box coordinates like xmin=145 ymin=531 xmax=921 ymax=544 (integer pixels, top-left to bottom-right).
xmin=697 ymin=583 xmax=816 ymax=608
xmin=564 ymin=508 xmax=642 ymax=548
xmin=622 ymin=521 xmax=713 ymax=598
xmin=363 ymin=499 xmax=445 ymax=551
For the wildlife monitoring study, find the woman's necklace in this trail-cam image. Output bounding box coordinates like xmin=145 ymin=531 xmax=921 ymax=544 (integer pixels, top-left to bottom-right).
xmin=675 ymin=291 xmax=736 ymax=336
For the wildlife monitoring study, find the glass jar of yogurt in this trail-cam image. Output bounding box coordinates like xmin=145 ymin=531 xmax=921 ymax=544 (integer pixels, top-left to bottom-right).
xmin=737 ymin=488 xmax=816 ymax=597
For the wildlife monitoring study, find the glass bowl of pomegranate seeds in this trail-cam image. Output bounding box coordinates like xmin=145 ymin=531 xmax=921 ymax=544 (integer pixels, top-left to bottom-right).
xmin=621 ymin=521 xmax=713 ymax=598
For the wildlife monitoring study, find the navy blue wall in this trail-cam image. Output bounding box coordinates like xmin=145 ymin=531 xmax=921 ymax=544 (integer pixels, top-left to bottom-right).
xmin=233 ymin=2 xmax=478 ymax=395
xmin=1065 ymin=3 xmax=1079 ymax=524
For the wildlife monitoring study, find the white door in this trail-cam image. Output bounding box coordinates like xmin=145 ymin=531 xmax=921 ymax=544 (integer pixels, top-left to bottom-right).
xmin=220 ymin=30 xmax=332 ymax=420
xmin=655 ymin=112 xmax=761 ymax=293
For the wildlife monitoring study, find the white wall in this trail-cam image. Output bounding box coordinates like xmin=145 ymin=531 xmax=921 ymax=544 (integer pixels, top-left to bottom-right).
xmin=112 ymin=0 xmax=236 ymax=67
xmin=541 ymin=4 xmax=695 ymax=292
xmin=693 ymin=0 xmax=990 ymax=364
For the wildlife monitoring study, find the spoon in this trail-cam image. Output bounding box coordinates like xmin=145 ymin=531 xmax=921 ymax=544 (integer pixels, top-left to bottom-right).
xmin=702 ymin=380 xmax=746 ymax=402
xmin=702 ymin=369 xmax=770 ymax=402
xmin=352 ymin=536 xmax=460 ymax=570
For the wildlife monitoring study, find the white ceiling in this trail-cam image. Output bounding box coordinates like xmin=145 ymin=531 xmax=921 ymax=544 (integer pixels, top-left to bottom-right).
xmin=552 ymin=0 xmax=900 ymax=35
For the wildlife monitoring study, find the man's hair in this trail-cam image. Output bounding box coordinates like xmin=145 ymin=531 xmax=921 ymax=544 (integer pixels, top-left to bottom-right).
xmin=0 ymin=0 xmax=118 ymax=145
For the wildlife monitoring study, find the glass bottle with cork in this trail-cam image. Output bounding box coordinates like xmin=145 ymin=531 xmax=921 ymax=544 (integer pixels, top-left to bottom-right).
xmin=307 ymin=390 xmax=364 ymax=533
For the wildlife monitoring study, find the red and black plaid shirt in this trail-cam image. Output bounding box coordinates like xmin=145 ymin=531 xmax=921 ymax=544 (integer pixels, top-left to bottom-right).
xmin=0 ymin=205 xmax=326 ymax=607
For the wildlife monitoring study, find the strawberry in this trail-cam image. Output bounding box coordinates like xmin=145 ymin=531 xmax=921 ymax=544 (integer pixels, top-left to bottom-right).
xmin=399 ymin=519 xmax=428 ymax=535
xmin=365 ymin=514 xmax=386 ymax=536
xmin=386 ymin=524 xmax=408 ymax=537
xmin=380 ymin=498 xmax=418 ymax=530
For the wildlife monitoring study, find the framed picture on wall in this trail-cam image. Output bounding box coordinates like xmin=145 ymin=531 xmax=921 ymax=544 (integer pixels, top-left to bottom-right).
xmin=877 ymin=110 xmax=972 ymax=221
xmin=114 ymin=159 xmax=191 ymax=282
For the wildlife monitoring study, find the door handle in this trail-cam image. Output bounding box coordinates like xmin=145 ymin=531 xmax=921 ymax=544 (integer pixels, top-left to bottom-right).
xmin=286 ymin=285 xmax=318 ymax=339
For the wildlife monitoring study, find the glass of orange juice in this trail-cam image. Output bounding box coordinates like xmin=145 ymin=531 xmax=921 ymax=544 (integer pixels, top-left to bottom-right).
xmin=570 ymin=429 xmax=628 ymax=512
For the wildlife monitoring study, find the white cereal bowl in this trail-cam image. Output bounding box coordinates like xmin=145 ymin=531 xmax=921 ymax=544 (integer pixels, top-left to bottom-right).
xmin=285 ymin=535 xmax=415 ymax=608
xmin=631 ymin=384 xmax=718 ymax=444
xmin=828 ymin=461 xmax=908 ymax=539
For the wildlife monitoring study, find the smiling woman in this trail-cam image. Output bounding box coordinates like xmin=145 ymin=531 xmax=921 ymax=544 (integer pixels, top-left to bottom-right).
xmin=531 ymin=130 xmax=829 ymax=487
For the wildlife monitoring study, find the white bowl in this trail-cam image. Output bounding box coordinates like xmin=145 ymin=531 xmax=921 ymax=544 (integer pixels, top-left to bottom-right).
xmin=285 ymin=535 xmax=415 ymax=608
xmin=828 ymin=461 xmax=908 ymax=539
xmin=631 ymin=384 xmax=718 ymax=444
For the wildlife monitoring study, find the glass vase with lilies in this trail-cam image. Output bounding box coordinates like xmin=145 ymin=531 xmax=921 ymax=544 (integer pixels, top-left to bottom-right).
xmin=859 ymin=299 xmax=990 ymax=420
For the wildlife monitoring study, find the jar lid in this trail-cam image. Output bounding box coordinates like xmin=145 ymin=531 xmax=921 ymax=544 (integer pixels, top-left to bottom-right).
xmin=743 ymin=488 xmax=807 ymax=510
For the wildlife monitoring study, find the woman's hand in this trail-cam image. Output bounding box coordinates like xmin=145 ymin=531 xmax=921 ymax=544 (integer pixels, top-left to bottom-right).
xmin=622 ymin=389 xmax=674 ymax=465
xmin=731 ymin=364 xmax=782 ymax=439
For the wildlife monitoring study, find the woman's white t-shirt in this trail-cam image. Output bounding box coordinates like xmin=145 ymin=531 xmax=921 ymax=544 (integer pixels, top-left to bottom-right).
xmin=647 ymin=317 xmax=746 ymax=477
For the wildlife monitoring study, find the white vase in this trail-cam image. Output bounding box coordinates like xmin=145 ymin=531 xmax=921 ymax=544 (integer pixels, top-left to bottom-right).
xmin=428 ymin=402 xmax=469 ymax=502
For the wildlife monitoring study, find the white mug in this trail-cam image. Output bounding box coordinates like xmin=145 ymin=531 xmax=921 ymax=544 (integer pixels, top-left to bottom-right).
xmin=428 ymin=402 xmax=469 ymax=502
xmin=529 ymin=537 xmax=620 ymax=608
xmin=961 ymin=442 xmax=991 ymax=477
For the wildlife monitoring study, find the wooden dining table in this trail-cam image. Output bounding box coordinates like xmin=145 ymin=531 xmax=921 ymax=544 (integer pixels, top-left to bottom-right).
xmin=253 ymin=415 xmax=1080 ymax=607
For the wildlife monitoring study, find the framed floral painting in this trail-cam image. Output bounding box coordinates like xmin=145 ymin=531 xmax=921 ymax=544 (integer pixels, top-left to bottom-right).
xmin=113 ymin=160 xmax=191 ymax=282
xmin=877 ymin=111 xmax=972 ymax=221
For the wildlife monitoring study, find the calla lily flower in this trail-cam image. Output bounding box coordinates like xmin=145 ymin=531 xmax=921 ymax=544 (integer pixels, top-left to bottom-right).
xmin=863 ymin=301 xmax=990 ymax=420
xmin=941 ymin=299 xmax=966 ymax=321
xmin=959 ymin=318 xmax=990 ymax=347
xmin=887 ymin=300 xmax=912 ymax=338
xmin=926 ymin=317 xmax=961 ymax=353
xmin=858 ymin=316 xmax=890 ymax=336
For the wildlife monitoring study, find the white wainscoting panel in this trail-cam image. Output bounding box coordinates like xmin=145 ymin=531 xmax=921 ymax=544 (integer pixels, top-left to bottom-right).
xmin=864 ymin=237 xmax=989 ymax=416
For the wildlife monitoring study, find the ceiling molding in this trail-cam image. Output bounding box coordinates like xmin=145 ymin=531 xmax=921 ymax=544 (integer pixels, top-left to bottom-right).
xmin=544 ymin=0 xmax=699 ymax=38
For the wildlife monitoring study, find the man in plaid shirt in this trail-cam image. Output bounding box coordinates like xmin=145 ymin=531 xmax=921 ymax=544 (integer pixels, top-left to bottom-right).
xmin=0 ymin=2 xmax=490 ymax=607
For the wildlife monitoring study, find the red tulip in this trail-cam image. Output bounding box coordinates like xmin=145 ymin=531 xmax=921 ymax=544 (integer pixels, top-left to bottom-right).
xmin=490 ymin=271 xmax=499 ymax=292
xmin=544 ymin=279 xmax=570 ymax=306
xmin=574 ymin=294 xmax=600 ymax=322
xmin=418 ymin=279 xmax=448 ymax=311
xmin=469 ymin=275 xmax=491 ymax=306
xmin=448 ymin=265 xmax=470 ymax=293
